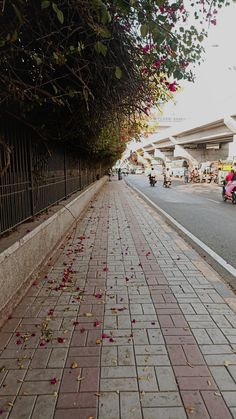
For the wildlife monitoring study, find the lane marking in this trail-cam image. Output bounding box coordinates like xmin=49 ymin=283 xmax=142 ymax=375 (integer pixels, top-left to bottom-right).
xmin=206 ymin=198 xmax=220 ymax=204
xmin=126 ymin=181 xmax=236 ymax=278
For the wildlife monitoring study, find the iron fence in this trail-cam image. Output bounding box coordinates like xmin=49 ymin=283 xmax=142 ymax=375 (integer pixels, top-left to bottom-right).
xmin=0 ymin=125 xmax=102 ymax=235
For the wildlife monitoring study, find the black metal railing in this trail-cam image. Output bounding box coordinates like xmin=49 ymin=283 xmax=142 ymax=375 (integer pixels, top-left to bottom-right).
xmin=0 ymin=126 xmax=102 ymax=235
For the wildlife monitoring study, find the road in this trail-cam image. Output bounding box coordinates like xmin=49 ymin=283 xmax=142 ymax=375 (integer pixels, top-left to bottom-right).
xmin=125 ymin=175 xmax=236 ymax=271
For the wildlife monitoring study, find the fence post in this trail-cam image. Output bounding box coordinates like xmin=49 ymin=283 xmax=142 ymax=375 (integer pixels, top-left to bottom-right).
xmin=64 ymin=145 xmax=67 ymax=199
xmin=28 ymin=139 xmax=35 ymax=216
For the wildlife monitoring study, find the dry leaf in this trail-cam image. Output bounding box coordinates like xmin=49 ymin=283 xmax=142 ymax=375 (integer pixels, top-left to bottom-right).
xmin=77 ymin=375 xmax=84 ymax=381
xmin=224 ymin=360 xmax=232 ymax=367
xmin=207 ymin=379 xmax=212 ymax=386
xmin=71 ymin=362 xmax=78 ymax=369
xmin=84 ymin=313 xmax=93 ymax=317
xmin=96 ymin=339 xmax=101 ymax=345
xmin=214 ymin=392 xmax=221 ymax=397
xmin=186 ymin=406 xmax=195 ymax=414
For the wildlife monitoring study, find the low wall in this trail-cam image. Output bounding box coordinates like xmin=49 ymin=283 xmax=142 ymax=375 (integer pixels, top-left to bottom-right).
xmin=0 ymin=177 xmax=107 ymax=325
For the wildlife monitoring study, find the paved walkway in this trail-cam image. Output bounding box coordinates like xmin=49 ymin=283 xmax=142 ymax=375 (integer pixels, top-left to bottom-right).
xmin=1 ymin=180 xmax=236 ymax=419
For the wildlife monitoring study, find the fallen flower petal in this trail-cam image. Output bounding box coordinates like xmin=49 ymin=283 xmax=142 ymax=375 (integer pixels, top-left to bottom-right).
xmin=50 ymin=377 xmax=57 ymax=385
xmin=57 ymin=337 xmax=65 ymax=343
xmin=101 ymin=333 xmax=109 ymax=339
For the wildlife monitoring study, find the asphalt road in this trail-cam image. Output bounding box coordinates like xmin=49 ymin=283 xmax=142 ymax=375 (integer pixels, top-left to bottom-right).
xmin=125 ymin=175 xmax=236 ymax=271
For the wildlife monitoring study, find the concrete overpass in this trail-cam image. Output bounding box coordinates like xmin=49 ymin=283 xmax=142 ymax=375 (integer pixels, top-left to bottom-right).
xmin=129 ymin=114 xmax=236 ymax=167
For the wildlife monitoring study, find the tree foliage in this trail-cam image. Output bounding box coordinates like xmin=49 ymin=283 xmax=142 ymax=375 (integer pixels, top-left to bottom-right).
xmin=0 ymin=0 xmax=229 ymax=163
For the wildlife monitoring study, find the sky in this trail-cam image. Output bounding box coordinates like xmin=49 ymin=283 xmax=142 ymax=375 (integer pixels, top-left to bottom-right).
xmin=161 ymin=2 xmax=236 ymax=123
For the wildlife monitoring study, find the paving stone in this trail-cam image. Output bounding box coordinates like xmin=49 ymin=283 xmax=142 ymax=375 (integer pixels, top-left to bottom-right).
xmin=31 ymin=395 xmax=57 ymax=419
xmin=142 ymin=407 xmax=187 ymax=419
xmin=120 ymin=392 xmax=142 ymax=419
xmin=181 ymin=390 xmax=210 ymax=419
xmin=137 ymin=366 xmax=159 ymax=391
xmin=201 ymin=391 xmax=233 ymax=419
xmin=100 ymin=377 xmax=138 ymax=391
xmin=155 ymin=366 xmax=178 ymax=391
xmin=8 ymin=395 xmax=36 ymax=419
xmin=140 ymin=391 xmax=182 ymax=407
xmin=99 ymin=392 xmax=119 ymax=419
xmin=210 ymin=366 xmax=236 ymax=390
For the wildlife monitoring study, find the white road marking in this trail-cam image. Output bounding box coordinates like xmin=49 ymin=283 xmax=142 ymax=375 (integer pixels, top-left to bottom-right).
xmin=206 ymin=198 xmax=220 ymax=204
xmin=127 ymin=182 xmax=236 ymax=278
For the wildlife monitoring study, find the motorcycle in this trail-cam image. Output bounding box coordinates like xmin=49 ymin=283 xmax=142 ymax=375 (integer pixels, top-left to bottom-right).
xmin=163 ymin=177 xmax=171 ymax=188
xmin=222 ymin=180 xmax=236 ymax=204
xmin=149 ymin=175 xmax=157 ymax=187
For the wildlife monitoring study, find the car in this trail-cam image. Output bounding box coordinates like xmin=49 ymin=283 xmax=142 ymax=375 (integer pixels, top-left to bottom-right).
xmin=135 ymin=168 xmax=145 ymax=174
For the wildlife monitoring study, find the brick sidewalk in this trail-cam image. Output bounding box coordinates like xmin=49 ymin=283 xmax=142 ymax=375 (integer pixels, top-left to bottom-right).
xmin=1 ymin=180 xmax=236 ymax=419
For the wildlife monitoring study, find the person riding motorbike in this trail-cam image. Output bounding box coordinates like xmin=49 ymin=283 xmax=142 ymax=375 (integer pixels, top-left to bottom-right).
xmin=163 ymin=168 xmax=171 ymax=187
xmin=148 ymin=167 xmax=157 ymax=186
xmin=223 ymin=170 xmax=236 ymax=203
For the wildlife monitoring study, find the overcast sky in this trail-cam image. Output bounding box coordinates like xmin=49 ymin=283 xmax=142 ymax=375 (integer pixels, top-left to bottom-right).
xmin=162 ymin=2 xmax=236 ymax=122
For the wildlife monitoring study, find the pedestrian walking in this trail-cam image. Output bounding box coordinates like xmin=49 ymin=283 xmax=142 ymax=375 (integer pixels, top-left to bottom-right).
xmin=118 ymin=168 xmax=122 ymax=180
xmin=184 ymin=167 xmax=189 ymax=184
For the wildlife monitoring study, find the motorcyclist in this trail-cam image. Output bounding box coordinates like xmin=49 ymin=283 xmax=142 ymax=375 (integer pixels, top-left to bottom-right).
xmin=163 ymin=167 xmax=171 ymax=187
xmin=149 ymin=167 xmax=157 ymax=185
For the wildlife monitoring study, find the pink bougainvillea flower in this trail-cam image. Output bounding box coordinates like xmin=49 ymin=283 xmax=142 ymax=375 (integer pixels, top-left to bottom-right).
xmin=16 ymin=339 xmax=22 ymax=345
xmin=101 ymin=333 xmax=110 ymax=339
xmin=146 ymin=252 xmax=151 ymax=257
xmin=125 ymin=277 xmax=129 ymax=282
xmin=103 ymin=267 xmax=109 ymax=272
xmin=31 ymin=333 xmax=36 ymax=337
xmin=95 ymin=293 xmax=103 ymax=299
xmin=80 ymin=327 xmax=86 ymax=333
xmin=94 ymin=321 xmax=100 ymax=327
xmin=132 ymin=319 xmax=136 ymax=324
xmin=48 ymin=309 xmax=54 ymax=316
xmin=109 ymin=337 xmax=115 ymax=343
xmin=73 ymin=321 xmax=80 ymax=326
xmin=50 ymin=377 xmax=57 ymax=385
xmin=118 ymin=307 xmax=127 ymax=312
xmin=16 ymin=332 xmax=21 ymax=337
xmin=40 ymin=339 xmax=47 ymax=346
xmin=57 ymin=337 xmax=65 ymax=343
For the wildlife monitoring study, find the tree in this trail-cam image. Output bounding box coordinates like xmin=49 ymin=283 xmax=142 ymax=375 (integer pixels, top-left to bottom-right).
xmin=0 ymin=0 xmax=228 ymax=164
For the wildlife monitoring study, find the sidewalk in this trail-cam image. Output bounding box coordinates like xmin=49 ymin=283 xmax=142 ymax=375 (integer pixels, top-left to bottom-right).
xmin=1 ymin=179 xmax=236 ymax=419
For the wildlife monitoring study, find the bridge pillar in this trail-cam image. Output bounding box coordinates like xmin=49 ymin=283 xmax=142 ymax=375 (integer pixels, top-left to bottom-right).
xmin=228 ymin=135 xmax=236 ymax=160
xmin=173 ymin=145 xmax=199 ymax=167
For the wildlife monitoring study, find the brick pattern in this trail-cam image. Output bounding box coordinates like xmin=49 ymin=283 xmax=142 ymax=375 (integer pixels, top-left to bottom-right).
xmin=0 ymin=180 xmax=236 ymax=418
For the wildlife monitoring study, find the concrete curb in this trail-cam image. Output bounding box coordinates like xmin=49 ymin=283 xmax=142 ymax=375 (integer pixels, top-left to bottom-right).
xmin=0 ymin=177 xmax=107 ymax=324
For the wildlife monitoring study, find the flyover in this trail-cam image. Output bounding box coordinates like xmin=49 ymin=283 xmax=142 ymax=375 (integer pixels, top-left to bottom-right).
xmin=126 ymin=113 xmax=236 ymax=168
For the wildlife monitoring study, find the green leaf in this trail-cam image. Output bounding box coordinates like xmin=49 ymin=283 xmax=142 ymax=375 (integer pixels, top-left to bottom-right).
xmin=95 ymin=26 xmax=111 ymax=38
xmin=12 ymin=4 xmax=23 ymax=25
xmin=140 ymin=23 xmax=148 ymax=38
xmin=57 ymin=10 xmax=64 ymax=24
xmin=115 ymin=66 xmax=122 ymax=79
xmin=52 ymin=2 xmax=59 ymax=13
xmin=156 ymin=0 xmax=165 ymax=5
xmin=41 ymin=1 xmax=50 ymax=9
xmin=94 ymin=41 xmax=108 ymax=56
